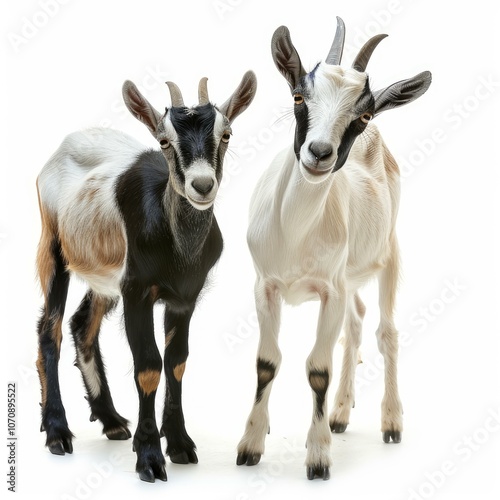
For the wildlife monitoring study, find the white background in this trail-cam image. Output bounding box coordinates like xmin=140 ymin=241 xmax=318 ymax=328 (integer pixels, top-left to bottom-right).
xmin=2 ymin=0 xmax=500 ymax=499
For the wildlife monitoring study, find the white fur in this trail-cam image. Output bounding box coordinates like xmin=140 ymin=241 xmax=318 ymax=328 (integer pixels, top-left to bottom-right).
xmin=77 ymin=350 xmax=101 ymax=399
xmin=238 ymin=63 xmax=403 ymax=472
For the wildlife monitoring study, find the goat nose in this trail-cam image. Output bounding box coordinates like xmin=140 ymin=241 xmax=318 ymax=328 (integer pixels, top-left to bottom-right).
xmin=309 ymin=141 xmax=333 ymax=161
xmin=191 ymin=177 xmax=215 ymax=195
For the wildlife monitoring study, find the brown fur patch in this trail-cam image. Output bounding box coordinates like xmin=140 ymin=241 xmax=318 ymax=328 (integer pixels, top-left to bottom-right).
xmin=81 ymin=298 xmax=109 ymax=361
xmin=36 ymin=347 xmax=47 ymax=407
xmin=150 ymin=285 xmax=160 ymax=303
xmin=59 ymin=182 xmax=126 ymax=279
xmin=173 ymin=362 xmax=186 ymax=382
xmin=52 ymin=314 xmax=63 ymax=354
xmin=60 ymin=216 xmax=126 ymax=277
xmin=36 ymin=180 xmax=57 ymax=301
xmin=309 ymin=371 xmax=329 ymax=393
xmin=165 ymin=327 xmax=176 ymax=348
xmin=257 ymin=365 xmax=274 ymax=386
xmin=138 ymin=370 xmax=161 ymax=396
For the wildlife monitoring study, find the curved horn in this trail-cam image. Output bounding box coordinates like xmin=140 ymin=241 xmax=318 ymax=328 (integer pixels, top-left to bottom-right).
xmin=165 ymin=81 xmax=184 ymax=107
xmin=352 ymin=34 xmax=388 ymax=72
xmin=325 ymin=16 xmax=346 ymax=65
xmin=198 ymin=77 xmax=209 ymax=105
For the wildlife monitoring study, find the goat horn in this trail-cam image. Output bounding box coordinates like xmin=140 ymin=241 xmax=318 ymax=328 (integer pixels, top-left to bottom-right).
xmin=198 ymin=77 xmax=209 ymax=105
xmin=325 ymin=16 xmax=346 ymax=65
xmin=166 ymin=81 xmax=185 ymax=107
xmin=352 ymin=34 xmax=388 ymax=72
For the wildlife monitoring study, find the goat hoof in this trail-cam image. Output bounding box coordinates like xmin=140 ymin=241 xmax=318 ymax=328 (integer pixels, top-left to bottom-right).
xmin=105 ymin=426 xmax=131 ymax=440
xmin=169 ymin=449 xmax=198 ymax=464
xmin=137 ymin=463 xmax=168 ymax=483
xmin=138 ymin=467 xmax=155 ymax=483
xmin=236 ymin=452 xmax=261 ymax=466
xmin=306 ymin=465 xmax=330 ymax=480
xmin=330 ymin=421 xmax=348 ymax=433
xmin=383 ymin=430 xmax=402 ymax=443
xmin=48 ymin=438 xmax=73 ymax=456
xmin=89 ymin=413 xmax=97 ymax=422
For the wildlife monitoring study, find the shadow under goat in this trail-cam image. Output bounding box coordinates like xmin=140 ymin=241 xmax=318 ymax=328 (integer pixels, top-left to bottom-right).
xmin=35 ymin=71 xmax=256 ymax=482
xmin=236 ymin=17 xmax=431 ymax=480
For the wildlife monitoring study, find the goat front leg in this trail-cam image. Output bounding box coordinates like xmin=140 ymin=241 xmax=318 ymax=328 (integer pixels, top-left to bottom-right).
xmin=161 ymin=305 xmax=198 ymax=464
xmin=123 ymin=291 xmax=166 ymax=483
xmin=306 ymin=282 xmax=346 ymax=480
xmin=237 ymin=280 xmax=282 ymax=466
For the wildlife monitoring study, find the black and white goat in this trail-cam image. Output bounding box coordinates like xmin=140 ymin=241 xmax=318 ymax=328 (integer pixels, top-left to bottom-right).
xmin=236 ymin=18 xmax=431 ymax=479
xmin=35 ymin=72 xmax=256 ymax=482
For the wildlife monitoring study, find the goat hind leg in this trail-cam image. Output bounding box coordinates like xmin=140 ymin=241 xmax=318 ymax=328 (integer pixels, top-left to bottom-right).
xmin=330 ymin=292 xmax=365 ymax=433
xmin=70 ymin=291 xmax=131 ymax=440
xmin=36 ymin=240 xmax=72 ymax=455
xmin=377 ymin=238 xmax=403 ymax=443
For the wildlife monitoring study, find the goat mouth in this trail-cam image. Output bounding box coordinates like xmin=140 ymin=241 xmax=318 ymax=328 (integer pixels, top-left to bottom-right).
xmin=186 ymin=195 xmax=215 ymax=210
xmin=302 ymin=164 xmax=333 ymax=177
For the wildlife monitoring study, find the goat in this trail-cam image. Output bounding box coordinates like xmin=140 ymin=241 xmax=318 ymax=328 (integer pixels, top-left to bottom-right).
xmin=35 ymin=71 xmax=257 ymax=482
xmin=236 ymin=17 xmax=431 ymax=480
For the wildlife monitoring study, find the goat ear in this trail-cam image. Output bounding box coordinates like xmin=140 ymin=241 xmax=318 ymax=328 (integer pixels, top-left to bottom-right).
xmin=219 ymin=70 xmax=257 ymax=124
xmin=373 ymin=71 xmax=432 ymax=115
xmin=271 ymin=26 xmax=306 ymax=90
xmin=122 ymin=80 xmax=162 ymax=135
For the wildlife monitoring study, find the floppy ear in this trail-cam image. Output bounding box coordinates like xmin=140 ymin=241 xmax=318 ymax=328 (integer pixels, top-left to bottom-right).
xmin=271 ymin=26 xmax=306 ymax=90
xmin=122 ymin=80 xmax=163 ymax=135
xmin=373 ymin=71 xmax=432 ymax=115
xmin=219 ymin=70 xmax=257 ymax=124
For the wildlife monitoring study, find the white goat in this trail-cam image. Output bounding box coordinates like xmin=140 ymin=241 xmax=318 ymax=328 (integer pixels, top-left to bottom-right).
xmin=236 ymin=17 xmax=431 ymax=479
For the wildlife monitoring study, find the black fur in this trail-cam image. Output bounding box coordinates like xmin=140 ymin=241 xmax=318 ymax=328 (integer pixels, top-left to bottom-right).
xmin=334 ymin=78 xmax=374 ymax=171
xmin=255 ymin=358 xmax=276 ymax=403
xmin=115 ymin=148 xmax=223 ymax=475
xmin=308 ymin=370 xmax=330 ymax=419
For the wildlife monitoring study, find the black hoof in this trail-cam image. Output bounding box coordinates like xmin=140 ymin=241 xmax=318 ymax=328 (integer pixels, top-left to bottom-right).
xmin=383 ymin=430 xmax=402 ymax=443
xmin=137 ymin=463 xmax=167 ymax=483
xmin=330 ymin=421 xmax=348 ymax=433
xmin=169 ymin=449 xmax=198 ymax=464
xmin=236 ymin=452 xmax=261 ymax=466
xmin=48 ymin=437 xmax=73 ymax=455
xmin=307 ymin=465 xmax=330 ymax=480
xmin=105 ymin=426 xmax=132 ymax=440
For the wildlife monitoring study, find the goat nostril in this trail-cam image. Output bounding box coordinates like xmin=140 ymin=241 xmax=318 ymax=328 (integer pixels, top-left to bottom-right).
xmin=309 ymin=142 xmax=333 ymax=161
xmin=191 ymin=178 xmax=214 ymax=196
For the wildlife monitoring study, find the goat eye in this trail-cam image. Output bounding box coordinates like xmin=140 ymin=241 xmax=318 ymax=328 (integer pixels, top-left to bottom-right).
xmin=159 ymin=139 xmax=170 ymax=149
xmin=221 ymin=131 xmax=231 ymax=144
xmin=294 ymin=93 xmax=304 ymax=105
xmin=360 ymin=113 xmax=373 ymax=124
